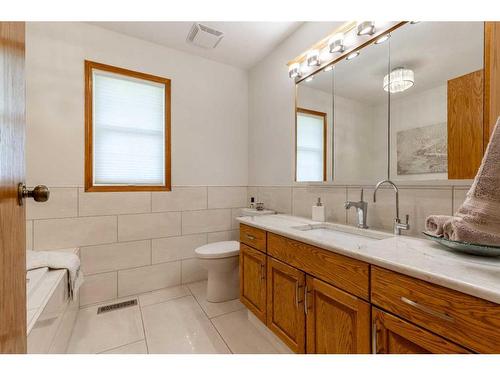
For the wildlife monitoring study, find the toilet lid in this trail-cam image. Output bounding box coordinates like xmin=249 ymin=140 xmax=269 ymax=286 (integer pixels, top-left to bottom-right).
xmin=195 ymin=241 xmax=240 ymax=259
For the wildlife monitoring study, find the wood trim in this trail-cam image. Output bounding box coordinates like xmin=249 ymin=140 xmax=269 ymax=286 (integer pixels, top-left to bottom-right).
xmin=484 ymin=22 xmax=500 ymax=148
xmin=84 ymin=60 xmax=171 ymax=192
xmin=0 ymin=21 xmax=27 ymax=354
xmin=295 ymin=107 xmax=328 ymax=182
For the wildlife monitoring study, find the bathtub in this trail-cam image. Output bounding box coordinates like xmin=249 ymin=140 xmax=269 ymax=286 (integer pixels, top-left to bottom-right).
xmin=27 ymin=248 xmax=80 ymax=354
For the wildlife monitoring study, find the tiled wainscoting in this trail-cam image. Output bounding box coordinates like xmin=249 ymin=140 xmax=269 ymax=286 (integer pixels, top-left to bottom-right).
xmin=26 ymin=186 xmax=247 ymax=307
xmin=248 ymin=184 xmax=471 ymax=237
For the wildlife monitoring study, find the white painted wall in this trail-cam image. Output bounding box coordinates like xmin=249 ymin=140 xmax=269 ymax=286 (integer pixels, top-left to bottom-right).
xmin=26 ymin=22 xmax=248 ymax=187
xmin=248 ymin=22 xmax=344 ymax=186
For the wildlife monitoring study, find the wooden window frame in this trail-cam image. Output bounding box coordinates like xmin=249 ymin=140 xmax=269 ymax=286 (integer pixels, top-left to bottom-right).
xmin=84 ymin=60 xmax=171 ymax=192
xmin=295 ymin=107 xmax=328 ymax=182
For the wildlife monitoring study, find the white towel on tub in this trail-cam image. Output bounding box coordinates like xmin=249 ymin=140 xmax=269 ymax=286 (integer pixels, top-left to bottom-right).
xmin=26 ymin=250 xmax=84 ymax=300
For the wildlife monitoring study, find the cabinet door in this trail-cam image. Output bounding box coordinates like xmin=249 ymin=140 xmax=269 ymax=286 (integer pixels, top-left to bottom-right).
xmin=372 ymin=308 xmax=470 ymax=354
xmin=267 ymin=257 xmax=306 ymax=353
xmin=239 ymin=244 xmax=267 ymax=323
xmin=305 ymin=276 xmax=370 ymax=354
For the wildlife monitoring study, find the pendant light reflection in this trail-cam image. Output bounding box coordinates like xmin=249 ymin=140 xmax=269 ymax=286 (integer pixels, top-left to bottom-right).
xmin=346 ymin=51 xmax=360 ymax=61
xmin=383 ymin=67 xmax=415 ymax=93
xmin=305 ymin=76 xmax=314 ymax=83
xmin=375 ymin=33 xmax=391 ymax=44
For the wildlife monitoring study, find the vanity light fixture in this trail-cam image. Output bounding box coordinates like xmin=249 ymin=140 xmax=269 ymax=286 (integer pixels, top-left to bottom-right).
xmin=307 ymin=49 xmax=321 ymax=66
xmin=328 ymin=33 xmax=345 ymax=53
xmin=383 ymin=67 xmax=415 ymax=93
xmin=357 ymin=21 xmax=375 ymax=36
xmin=346 ymin=51 xmax=360 ymax=60
xmin=375 ymin=33 xmax=391 ymax=44
xmin=305 ymin=76 xmax=314 ymax=82
xmin=288 ymin=62 xmax=301 ymax=79
xmin=324 ymin=65 xmax=334 ymax=72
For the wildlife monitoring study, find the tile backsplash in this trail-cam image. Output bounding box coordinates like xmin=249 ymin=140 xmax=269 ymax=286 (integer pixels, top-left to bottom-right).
xmin=26 ymin=183 xmax=470 ymax=307
xmin=248 ymin=184 xmax=471 ymax=238
xmin=26 ymin=186 xmax=244 ymax=307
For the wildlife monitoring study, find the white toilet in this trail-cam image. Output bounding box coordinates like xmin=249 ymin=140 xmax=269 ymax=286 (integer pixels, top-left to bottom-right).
xmin=194 ymin=241 xmax=240 ymax=303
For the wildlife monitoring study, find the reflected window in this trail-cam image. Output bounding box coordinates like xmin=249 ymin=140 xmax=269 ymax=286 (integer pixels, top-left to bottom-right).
xmin=296 ymin=108 xmax=326 ymax=182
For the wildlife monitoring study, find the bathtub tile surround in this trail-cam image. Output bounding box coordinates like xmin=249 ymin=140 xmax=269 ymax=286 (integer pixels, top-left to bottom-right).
xmin=27 ymin=186 xmax=246 ymax=307
xmin=67 ymin=282 xmax=281 ymax=354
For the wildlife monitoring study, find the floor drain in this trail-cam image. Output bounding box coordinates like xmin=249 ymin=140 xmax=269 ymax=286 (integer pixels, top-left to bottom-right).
xmin=97 ymin=299 xmax=138 ymax=314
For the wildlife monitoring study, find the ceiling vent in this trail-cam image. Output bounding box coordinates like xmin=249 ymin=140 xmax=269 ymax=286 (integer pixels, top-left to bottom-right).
xmin=187 ymin=23 xmax=224 ymax=49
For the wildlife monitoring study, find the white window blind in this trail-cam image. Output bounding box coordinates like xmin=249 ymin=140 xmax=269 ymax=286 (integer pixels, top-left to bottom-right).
xmin=92 ymin=69 xmax=166 ymax=186
xmin=296 ymin=112 xmax=324 ymax=182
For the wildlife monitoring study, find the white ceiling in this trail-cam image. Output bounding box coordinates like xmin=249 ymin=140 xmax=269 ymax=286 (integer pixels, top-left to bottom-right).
xmin=89 ymin=21 xmax=303 ymax=69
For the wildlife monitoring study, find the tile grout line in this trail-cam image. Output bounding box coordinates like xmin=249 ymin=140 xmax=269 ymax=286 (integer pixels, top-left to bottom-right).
xmin=137 ymin=301 xmax=150 ymax=354
xmin=97 ymin=339 xmax=145 ymax=354
xmin=188 ymin=284 xmax=233 ymax=354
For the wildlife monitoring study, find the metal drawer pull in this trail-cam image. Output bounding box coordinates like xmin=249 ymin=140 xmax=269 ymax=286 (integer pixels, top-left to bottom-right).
xmin=260 ymin=264 xmax=265 ymax=280
xmin=372 ymin=323 xmax=377 ymax=354
xmin=400 ymin=297 xmax=454 ymax=322
xmin=246 ymin=234 xmax=256 ymax=241
xmin=295 ymin=282 xmax=300 ymax=307
xmin=304 ymin=287 xmax=308 ymax=314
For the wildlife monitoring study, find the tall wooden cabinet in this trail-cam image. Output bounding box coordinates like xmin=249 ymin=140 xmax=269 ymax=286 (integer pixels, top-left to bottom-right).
xmin=306 ymin=276 xmax=370 ymax=354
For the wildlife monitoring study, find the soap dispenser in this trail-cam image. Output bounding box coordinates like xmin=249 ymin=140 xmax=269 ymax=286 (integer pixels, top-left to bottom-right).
xmin=312 ymin=197 xmax=325 ymax=222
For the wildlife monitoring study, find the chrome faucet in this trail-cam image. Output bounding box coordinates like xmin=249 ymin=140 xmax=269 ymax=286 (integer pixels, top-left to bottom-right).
xmin=344 ymin=188 xmax=369 ymax=229
xmin=373 ymin=179 xmax=410 ymax=235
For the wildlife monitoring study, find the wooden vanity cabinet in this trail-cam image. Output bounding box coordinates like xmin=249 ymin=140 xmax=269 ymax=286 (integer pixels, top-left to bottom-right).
xmin=372 ymin=308 xmax=470 ymax=354
xmin=266 ymin=257 xmax=306 ymax=353
xmin=306 ymin=276 xmax=370 ymax=354
xmin=239 ymin=244 xmax=267 ymax=323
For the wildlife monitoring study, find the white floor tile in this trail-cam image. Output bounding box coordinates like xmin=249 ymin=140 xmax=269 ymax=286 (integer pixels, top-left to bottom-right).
xmin=211 ymin=309 xmax=280 ymax=354
xmin=138 ymin=285 xmax=191 ymax=307
xmin=187 ymin=280 xmax=245 ymax=318
xmin=100 ymin=340 xmax=148 ymax=354
xmin=141 ymin=295 xmax=230 ymax=354
xmin=67 ymin=299 xmax=144 ymax=354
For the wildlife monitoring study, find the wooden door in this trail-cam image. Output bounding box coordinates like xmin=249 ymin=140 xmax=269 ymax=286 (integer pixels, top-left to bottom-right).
xmin=447 ymin=69 xmax=484 ymax=179
xmin=372 ymin=308 xmax=470 ymax=354
xmin=239 ymin=244 xmax=267 ymax=323
xmin=0 ymin=22 xmax=27 ymax=354
xmin=305 ymin=276 xmax=370 ymax=354
xmin=266 ymin=257 xmax=305 ymax=353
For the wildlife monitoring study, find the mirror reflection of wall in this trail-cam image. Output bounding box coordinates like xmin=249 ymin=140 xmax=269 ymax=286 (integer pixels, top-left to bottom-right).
xmin=332 ymin=38 xmax=390 ymax=184
xmin=389 ymin=22 xmax=484 ymax=181
xmin=296 ymin=70 xmax=333 ymax=182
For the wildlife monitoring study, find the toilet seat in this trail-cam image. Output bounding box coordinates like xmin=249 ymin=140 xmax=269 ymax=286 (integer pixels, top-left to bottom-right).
xmin=194 ymin=241 xmax=239 ymax=259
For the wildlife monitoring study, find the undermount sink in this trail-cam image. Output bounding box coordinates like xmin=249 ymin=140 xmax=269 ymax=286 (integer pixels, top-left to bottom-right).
xmin=291 ymin=223 xmax=391 ymax=241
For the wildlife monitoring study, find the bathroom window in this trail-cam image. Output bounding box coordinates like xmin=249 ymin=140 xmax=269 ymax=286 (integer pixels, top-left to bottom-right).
xmin=84 ymin=61 xmax=171 ymax=191
xmin=296 ymin=108 xmax=326 ymax=182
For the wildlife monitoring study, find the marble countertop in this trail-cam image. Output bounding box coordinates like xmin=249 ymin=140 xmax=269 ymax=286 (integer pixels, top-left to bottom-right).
xmin=237 ymin=214 xmax=500 ymax=304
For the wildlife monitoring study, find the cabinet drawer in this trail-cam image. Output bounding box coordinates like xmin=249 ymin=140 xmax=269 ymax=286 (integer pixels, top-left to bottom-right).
xmin=240 ymin=224 xmax=267 ymax=252
xmin=268 ymin=233 xmax=369 ymax=300
xmin=371 ymin=266 xmax=500 ymax=353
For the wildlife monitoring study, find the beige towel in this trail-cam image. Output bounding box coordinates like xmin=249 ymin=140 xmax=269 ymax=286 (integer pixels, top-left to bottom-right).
xmin=425 ymin=215 xmax=453 ymax=236
xmin=26 ymin=250 xmax=84 ymax=300
xmin=442 ymin=117 xmax=500 ymax=246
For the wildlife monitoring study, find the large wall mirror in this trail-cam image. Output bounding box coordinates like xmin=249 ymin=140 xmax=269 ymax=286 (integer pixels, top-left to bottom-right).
xmin=295 ymin=21 xmax=487 ymax=183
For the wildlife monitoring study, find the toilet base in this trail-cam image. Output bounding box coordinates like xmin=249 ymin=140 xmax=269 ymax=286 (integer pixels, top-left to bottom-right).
xmin=206 ymin=266 xmax=239 ymax=303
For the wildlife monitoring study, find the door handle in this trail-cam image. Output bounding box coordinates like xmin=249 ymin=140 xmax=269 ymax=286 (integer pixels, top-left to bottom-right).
xmin=18 ymin=183 xmax=50 ymax=206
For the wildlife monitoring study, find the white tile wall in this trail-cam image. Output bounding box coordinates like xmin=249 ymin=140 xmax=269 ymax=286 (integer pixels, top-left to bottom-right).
xmin=152 ymin=187 xmax=207 ymax=212
xmin=181 ymin=209 xmax=232 ymax=234
xmin=118 ymin=262 xmax=181 ymax=297
xmin=34 ymin=216 xmax=117 ymax=250
xmin=78 ymin=189 xmax=151 ymax=216
xmin=27 ymin=187 xmax=78 ymax=220
xmin=28 ymin=185 xmax=246 ymax=307
xmin=152 ymin=234 xmax=207 ymax=264
xmin=118 ymin=212 xmax=181 ymax=241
